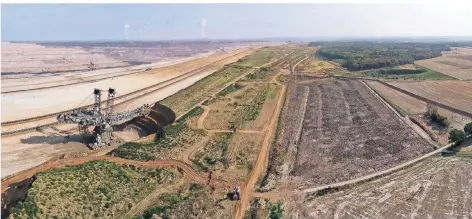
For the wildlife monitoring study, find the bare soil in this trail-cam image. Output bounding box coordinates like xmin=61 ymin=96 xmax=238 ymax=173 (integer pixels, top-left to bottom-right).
xmin=285 ymin=157 xmax=472 ymax=219
xmin=267 ymin=77 xmax=434 ymax=189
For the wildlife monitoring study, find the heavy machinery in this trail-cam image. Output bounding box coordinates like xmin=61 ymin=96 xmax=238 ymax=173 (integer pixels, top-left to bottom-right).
xmin=231 ymin=186 xmax=241 ymax=200
xmin=57 ymin=88 xmax=151 ymax=149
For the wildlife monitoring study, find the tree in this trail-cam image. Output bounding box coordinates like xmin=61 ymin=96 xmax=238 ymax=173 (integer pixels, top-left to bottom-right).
xmin=425 ymin=104 xmax=438 ymax=118
xmin=449 ymin=129 xmax=466 ymax=146
xmin=464 ymin=122 xmax=472 ymax=135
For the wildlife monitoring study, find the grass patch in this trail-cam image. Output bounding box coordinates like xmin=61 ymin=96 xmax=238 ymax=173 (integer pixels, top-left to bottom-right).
xmin=235 ymin=49 xmax=287 ymax=67
xmin=160 ymin=65 xmax=252 ymax=115
xmin=234 ymin=85 xmax=270 ymax=123
xmin=193 ymin=133 xmax=232 ymax=171
xmin=266 ymin=84 xmax=278 ymax=99
xmin=9 ymin=160 xmax=175 ymax=219
xmin=132 ymin=183 xmax=221 ymax=219
xmin=176 ymin=106 xmax=204 ymax=123
xmin=161 ymin=46 xmax=289 ymax=115
xmin=367 ymin=67 xmax=455 ymax=80
xmin=244 ymin=67 xmax=273 ymax=81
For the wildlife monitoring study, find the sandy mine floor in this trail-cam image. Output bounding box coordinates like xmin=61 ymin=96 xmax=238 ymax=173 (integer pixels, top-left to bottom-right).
xmin=1 ymin=42 xmax=128 ymax=74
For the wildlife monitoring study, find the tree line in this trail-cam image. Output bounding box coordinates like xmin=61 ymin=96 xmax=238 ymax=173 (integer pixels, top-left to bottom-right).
xmin=310 ymin=41 xmax=471 ymax=71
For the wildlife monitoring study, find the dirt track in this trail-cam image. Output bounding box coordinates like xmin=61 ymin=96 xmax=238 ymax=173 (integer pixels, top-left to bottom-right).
xmin=232 ymin=72 xmax=287 ymax=219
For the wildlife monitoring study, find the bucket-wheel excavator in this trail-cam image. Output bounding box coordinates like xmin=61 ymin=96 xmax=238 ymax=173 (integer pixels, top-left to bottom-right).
xmin=57 ymin=88 xmax=151 ymax=149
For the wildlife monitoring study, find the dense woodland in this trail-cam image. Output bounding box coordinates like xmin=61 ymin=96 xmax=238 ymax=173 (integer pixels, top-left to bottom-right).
xmin=310 ymin=42 xmax=471 ymax=71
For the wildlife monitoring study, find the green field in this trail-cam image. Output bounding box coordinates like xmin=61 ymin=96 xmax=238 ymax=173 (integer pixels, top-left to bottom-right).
xmin=367 ymin=68 xmax=455 ymax=80
xmin=9 ymin=161 xmax=176 ymax=219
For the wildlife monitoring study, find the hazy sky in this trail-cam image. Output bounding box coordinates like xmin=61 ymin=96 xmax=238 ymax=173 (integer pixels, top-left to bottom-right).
xmin=2 ymin=3 xmax=472 ymax=41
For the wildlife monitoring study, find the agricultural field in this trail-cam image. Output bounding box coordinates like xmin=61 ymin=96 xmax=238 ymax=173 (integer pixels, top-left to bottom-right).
xmin=388 ymin=80 xmax=472 ymax=114
xmin=365 ymin=80 xmax=472 ymax=145
xmin=263 ymin=77 xmax=434 ymax=190
xmin=8 ymin=160 xmax=177 ymax=218
xmin=285 ymin=157 xmax=472 ymax=219
xmin=416 ymin=47 xmax=472 ymax=80
xmin=365 ymin=81 xmax=427 ymax=115
xmin=203 ymin=83 xmax=280 ymax=131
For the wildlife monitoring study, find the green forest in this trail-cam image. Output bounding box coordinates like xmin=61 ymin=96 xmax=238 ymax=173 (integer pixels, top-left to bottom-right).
xmin=310 ymin=42 xmax=470 ymax=71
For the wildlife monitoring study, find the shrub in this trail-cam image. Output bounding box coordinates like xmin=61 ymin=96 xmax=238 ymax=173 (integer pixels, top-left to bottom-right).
xmin=449 ymin=129 xmax=466 ymax=146
xmin=464 ymin=122 xmax=472 ymax=135
xmin=217 ymin=83 xmax=244 ymax=97
xmin=425 ymin=105 xmax=449 ymax=127
xmin=268 ymin=202 xmax=284 ymax=219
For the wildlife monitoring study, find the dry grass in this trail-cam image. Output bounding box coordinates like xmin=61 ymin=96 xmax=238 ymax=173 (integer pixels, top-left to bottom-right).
xmin=295 ymin=57 xmax=336 ymax=73
xmin=203 ymin=83 xmax=279 ymax=131
xmin=192 ymin=132 xmax=263 ymax=181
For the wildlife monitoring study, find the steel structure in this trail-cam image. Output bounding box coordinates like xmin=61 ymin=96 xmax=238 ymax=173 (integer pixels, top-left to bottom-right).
xmin=57 ymin=88 xmax=151 ymax=149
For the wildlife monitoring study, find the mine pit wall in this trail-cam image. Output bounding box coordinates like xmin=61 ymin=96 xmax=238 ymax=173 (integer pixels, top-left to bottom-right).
xmin=114 ymin=103 xmax=176 ymax=141
xmin=1 ymin=177 xmax=35 ymax=219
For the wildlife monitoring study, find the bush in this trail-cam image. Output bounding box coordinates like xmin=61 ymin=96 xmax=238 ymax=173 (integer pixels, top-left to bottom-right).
xmin=268 ymin=202 xmax=284 ymax=219
xmin=464 ymin=122 xmax=472 ymax=135
xmin=425 ymin=105 xmax=449 ymax=127
xmin=449 ymin=129 xmax=466 ymax=146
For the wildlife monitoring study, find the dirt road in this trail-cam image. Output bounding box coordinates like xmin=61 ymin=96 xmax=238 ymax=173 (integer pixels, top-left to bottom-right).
xmin=232 ymin=73 xmax=287 ymax=219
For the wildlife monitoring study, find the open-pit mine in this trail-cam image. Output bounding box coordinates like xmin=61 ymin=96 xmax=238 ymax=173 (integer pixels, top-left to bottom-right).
xmin=2 ymin=41 xmax=472 ymax=219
